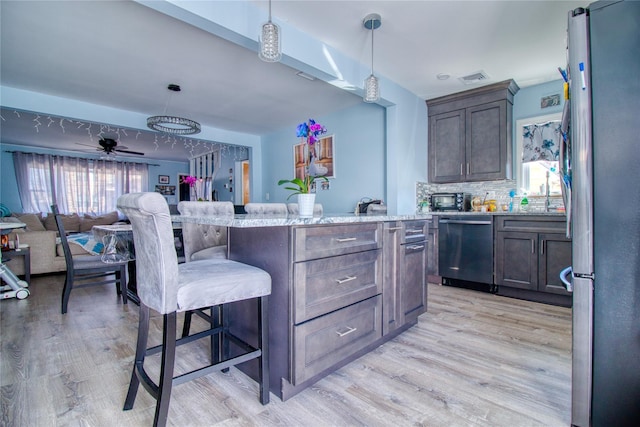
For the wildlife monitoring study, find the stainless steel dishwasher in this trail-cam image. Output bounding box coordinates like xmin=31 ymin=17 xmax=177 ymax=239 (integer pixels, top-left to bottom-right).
xmin=438 ymin=215 xmax=495 ymax=290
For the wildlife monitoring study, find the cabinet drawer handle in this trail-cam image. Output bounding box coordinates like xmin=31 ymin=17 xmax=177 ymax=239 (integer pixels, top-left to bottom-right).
xmin=406 ymin=244 xmax=425 ymax=250
xmin=467 ymin=163 xmax=470 ymax=175
xmin=406 ymin=229 xmax=422 ymax=234
xmin=540 ymin=239 xmax=545 ymax=255
xmin=335 ymin=237 xmax=357 ymax=243
xmin=336 ymin=275 xmax=357 ymax=284
xmin=335 ymin=326 xmax=357 ymax=337
xmin=387 ymin=227 xmax=402 ymax=231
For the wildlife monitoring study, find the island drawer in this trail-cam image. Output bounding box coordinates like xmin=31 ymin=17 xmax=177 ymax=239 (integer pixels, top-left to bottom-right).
xmin=292 ymin=295 xmax=382 ymax=384
xmin=293 ymin=249 xmax=382 ymax=324
xmin=293 ymin=223 xmax=382 ymax=262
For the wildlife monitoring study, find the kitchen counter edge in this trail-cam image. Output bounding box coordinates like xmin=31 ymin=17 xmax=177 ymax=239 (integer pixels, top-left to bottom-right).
xmin=173 ymin=213 xmax=434 ymax=228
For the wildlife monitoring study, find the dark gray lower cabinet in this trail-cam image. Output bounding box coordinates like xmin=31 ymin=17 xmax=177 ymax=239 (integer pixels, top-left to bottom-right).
xmin=494 ymin=216 xmax=572 ymax=306
xmin=228 ymin=220 xmax=424 ymax=401
xmin=383 ymin=221 xmax=427 ymax=335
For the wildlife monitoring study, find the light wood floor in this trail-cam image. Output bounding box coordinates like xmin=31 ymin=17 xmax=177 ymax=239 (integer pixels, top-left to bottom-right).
xmin=1 ymin=274 xmax=571 ymax=426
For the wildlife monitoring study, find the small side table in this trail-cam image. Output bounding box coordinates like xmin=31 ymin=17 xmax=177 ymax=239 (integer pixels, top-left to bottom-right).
xmin=2 ymin=247 xmax=31 ymax=284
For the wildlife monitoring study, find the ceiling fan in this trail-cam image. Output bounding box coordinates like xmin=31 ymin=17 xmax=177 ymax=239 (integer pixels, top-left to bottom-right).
xmin=77 ymin=138 xmax=144 ymax=156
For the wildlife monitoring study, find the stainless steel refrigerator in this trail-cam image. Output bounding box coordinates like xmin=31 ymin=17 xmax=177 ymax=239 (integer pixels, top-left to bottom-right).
xmin=560 ymin=1 xmax=640 ymax=426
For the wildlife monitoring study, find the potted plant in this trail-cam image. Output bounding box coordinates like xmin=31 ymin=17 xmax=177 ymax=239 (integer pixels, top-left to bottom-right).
xmin=279 ymin=119 xmax=329 ymax=216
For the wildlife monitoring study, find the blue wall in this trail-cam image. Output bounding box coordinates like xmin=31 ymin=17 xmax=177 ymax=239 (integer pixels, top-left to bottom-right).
xmin=514 ymin=79 xmax=565 ymax=121
xmin=0 ymin=142 xmax=188 ymax=212
xmin=262 ymin=103 xmax=386 ymax=213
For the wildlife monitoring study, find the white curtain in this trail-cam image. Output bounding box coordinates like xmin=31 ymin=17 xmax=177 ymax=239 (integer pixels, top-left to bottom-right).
xmin=13 ymin=152 xmax=148 ymax=214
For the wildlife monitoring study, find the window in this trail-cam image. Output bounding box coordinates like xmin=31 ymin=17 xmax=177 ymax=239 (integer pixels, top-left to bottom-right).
xmin=515 ymin=113 xmax=562 ymax=196
xmin=13 ymin=152 xmax=148 ymax=214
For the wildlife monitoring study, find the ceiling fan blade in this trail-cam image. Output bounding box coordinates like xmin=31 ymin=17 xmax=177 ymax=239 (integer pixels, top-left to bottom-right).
xmin=75 ymin=142 xmax=99 ymax=148
xmin=115 ymin=148 xmax=145 ymax=156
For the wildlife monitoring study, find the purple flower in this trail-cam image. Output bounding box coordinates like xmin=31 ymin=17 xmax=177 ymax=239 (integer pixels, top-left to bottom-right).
xmin=183 ymin=175 xmax=197 ymax=187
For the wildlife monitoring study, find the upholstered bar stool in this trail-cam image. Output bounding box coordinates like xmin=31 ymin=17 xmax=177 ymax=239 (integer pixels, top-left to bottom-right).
xmin=177 ymin=201 xmax=233 ymax=339
xmin=286 ymin=203 xmax=323 ymax=216
xmin=177 ymin=201 xmax=233 ymax=261
xmin=244 ymin=203 xmax=287 ymax=214
xmin=117 ymin=192 xmax=270 ymax=427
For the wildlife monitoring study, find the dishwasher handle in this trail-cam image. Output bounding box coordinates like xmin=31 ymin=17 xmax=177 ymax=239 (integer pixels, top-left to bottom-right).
xmin=439 ymin=219 xmax=492 ymax=225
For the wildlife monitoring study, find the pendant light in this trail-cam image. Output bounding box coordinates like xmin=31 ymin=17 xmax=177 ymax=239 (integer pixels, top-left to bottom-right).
xmin=363 ymin=13 xmax=381 ymax=103
xmin=147 ymin=84 xmax=201 ymax=135
xmin=259 ymin=0 xmax=281 ymax=62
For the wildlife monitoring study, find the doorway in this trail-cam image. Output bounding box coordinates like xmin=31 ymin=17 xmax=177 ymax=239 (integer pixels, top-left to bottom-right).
xmin=234 ymin=160 xmax=250 ymax=205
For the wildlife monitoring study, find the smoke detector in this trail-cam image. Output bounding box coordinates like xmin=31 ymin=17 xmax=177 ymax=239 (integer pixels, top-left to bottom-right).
xmin=459 ymin=70 xmax=490 ymax=85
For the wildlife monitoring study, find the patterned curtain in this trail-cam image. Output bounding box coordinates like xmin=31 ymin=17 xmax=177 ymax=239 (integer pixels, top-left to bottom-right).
xmin=522 ymin=120 xmax=562 ymax=162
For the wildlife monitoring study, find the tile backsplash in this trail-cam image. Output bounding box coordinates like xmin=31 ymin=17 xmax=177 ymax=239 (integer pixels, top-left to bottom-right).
xmin=416 ymin=180 xmax=564 ymax=212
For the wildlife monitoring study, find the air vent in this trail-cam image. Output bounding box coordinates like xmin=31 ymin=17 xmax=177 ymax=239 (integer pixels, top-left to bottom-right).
xmin=459 ymin=70 xmax=490 ymax=85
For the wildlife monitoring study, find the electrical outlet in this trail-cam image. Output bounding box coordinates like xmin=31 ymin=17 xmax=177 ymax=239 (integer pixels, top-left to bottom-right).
xmin=265 ymin=192 xmax=270 ymax=201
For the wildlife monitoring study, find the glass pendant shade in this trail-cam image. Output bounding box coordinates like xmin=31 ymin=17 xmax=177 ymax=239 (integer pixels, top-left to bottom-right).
xmin=259 ymin=0 xmax=281 ymax=62
xmin=259 ymin=21 xmax=281 ymax=62
xmin=364 ymin=74 xmax=380 ymax=103
xmin=363 ymin=13 xmax=381 ymax=103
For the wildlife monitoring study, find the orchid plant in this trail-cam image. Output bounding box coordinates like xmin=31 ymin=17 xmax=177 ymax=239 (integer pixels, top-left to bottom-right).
xmin=278 ymin=119 xmax=329 ymax=199
xmin=182 ymin=175 xmax=201 ymax=201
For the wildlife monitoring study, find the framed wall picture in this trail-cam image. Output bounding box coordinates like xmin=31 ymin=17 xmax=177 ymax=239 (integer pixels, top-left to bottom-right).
xmin=154 ymin=185 xmax=175 ymax=196
xmin=158 ymin=175 xmax=170 ymax=184
xmin=293 ymin=134 xmax=336 ymax=180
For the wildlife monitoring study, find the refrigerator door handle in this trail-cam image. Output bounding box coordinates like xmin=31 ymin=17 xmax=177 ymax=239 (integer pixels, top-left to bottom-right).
xmin=559 ymin=99 xmax=572 ymax=238
xmin=560 ymin=266 xmax=573 ymax=292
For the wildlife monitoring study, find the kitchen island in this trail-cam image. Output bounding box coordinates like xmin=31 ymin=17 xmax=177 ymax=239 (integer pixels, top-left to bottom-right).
xmin=175 ymin=212 xmax=432 ymax=400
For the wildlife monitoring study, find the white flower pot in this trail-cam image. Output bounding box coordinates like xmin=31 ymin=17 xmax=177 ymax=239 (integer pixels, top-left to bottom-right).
xmin=298 ymin=193 xmax=316 ymax=218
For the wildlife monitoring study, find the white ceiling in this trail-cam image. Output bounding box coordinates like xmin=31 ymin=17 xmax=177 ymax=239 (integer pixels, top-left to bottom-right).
xmin=0 ymin=0 xmax=586 ymax=161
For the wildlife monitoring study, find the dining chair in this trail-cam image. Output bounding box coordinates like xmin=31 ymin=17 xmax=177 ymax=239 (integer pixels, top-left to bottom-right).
xmin=286 ymin=203 xmax=324 ymax=216
xmin=51 ymin=205 xmax=128 ymax=314
xmin=244 ymin=203 xmax=287 ymax=214
xmin=117 ymin=192 xmax=271 ymax=427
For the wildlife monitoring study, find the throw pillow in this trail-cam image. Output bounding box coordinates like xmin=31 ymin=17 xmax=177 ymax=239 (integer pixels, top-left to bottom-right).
xmin=44 ymin=213 xmax=81 ymax=233
xmin=16 ymin=213 xmax=46 ymax=231
xmin=79 ymin=211 xmax=119 ymax=232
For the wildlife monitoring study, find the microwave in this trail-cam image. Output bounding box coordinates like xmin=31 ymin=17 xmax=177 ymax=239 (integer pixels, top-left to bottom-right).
xmin=430 ymin=193 xmax=471 ymax=212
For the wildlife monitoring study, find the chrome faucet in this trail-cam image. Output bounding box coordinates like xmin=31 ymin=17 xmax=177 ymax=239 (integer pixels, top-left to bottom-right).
xmin=545 ymin=170 xmax=551 ymax=212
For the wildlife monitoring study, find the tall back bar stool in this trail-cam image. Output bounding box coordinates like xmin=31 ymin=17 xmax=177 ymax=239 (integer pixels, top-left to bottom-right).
xmin=117 ymin=192 xmax=270 ymax=427
xmin=177 ymin=201 xmax=233 ymax=338
xmin=177 ymin=201 xmax=233 ymax=261
xmin=243 ymin=203 xmax=287 ymax=215
xmin=286 ymin=203 xmax=324 ymax=216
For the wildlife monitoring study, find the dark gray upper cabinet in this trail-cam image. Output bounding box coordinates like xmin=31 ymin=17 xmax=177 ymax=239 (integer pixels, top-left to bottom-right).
xmin=427 ymin=80 xmax=519 ymax=183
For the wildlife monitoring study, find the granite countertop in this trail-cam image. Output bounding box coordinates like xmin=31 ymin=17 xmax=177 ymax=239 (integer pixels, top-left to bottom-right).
xmin=173 ymin=209 xmax=565 ymax=228
xmin=173 ymin=212 xmax=434 ymax=228
xmin=429 ymin=210 xmax=566 ymax=216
